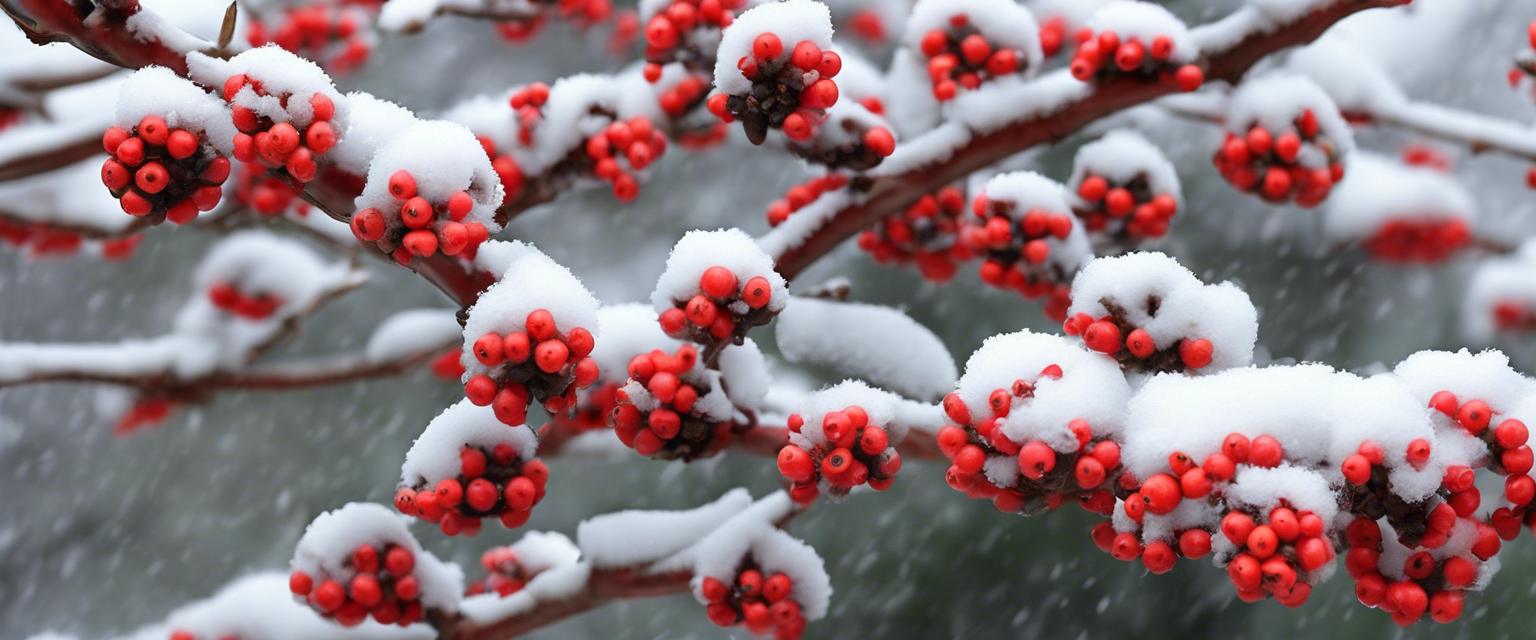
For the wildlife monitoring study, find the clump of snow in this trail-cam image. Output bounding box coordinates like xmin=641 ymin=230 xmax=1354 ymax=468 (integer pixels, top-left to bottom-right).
xmin=953 ymin=330 xmax=1131 ymax=452
xmin=400 ymin=400 xmax=540 ymax=486
xmin=716 ymin=337 xmax=772 ymax=411
xmin=507 ymin=530 xmax=583 ymax=575
xmin=1068 ymin=252 xmax=1258 ymax=372
xmin=355 ymin=119 xmax=505 ymax=232
xmin=367 ymin=309 xmax=461 ymax=363
xmin=775 ymin=296 xmax=957 ymax=401
xmin=714 ymin=0 xmax=834 ymax=96
xmin=441 ymin=93 xmax=519 ymax=155
xmin=787 ymin=379 xmax=909 ymax=451
xmin=903 ymin=0 xmax=1044 ymax=74
xmin=292 ymin=502 xmax=464 ymax=610
xmin=1224 ymin=464 xmax=1340 ymax=523
xmin=1066 ymin=130 xmax=1181 ymax=208
xmin=1390 ymin=350 xmax=1531 ymax=421
xmin=590 ymin=304 xmax=684 ymax=384
xmin=1284 ymin=41 xmax=1407 ymax=115
xmin=115 ymin=66 xmax=238 ymax=155
xmin=1123 ymin=364 xmax=1447 ymax=501
xmin=577 ymin=488 xmax=754 ymax=568
xmin=1085 ymin=1 xmax=1197 ymax=64
xmin=530 ymin=74 xmax=622 ymax=170
xmin=1225 ymin=74 xmax=1354 ymax=167
xmin=461 ymin=244 xmax=600 ymax=378
xmin=652 ymin=228 xmax=789 ymax=313
xmin=1323 ymin=153 xmax=1474 ymax=242
xmin=330 ymin=92 xmax=418 ymax=177
xmin=688 ymin=492 xmax=831 ymax=620
xmin=187 ymin=46 xmax=351 ymax=134
xmin=881 ymin=48 xmax=943 ymax=138
xmin=1463 ymin=240 xmax=1536 ymax=343
xmin=459 ymin=532 xmax=591 ymax=624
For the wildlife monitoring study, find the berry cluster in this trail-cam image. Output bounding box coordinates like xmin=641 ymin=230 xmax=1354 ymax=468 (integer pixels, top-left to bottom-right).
xmin=582 ymin=116 xmax=668 ymax=201
xmin=1427 ymin=392 xmax=1533 ymax=530
xmin=844 ymin=9 xmax=885 ymax=43
xmin=857 ymin=186 xmax=974 ymax=283
xmin=474 ymin=135 xmax=525 ymax=205
xmin=1072 ymin=171 xmax=1178 ymax=240
xmin=1089 ymin=520 xmax=1213 ymax=574
xmin=207 ymin=281 xmax=283 ymax=320
xmin=918 ymin=14 xmax=1029 ymax=101
xmin=965 ymin=193 xmax=1076 ymax=321
xmin=247 ymin=4 xmax=374 ymax=75
xmin=393 ymin=443 xmax=550 ymax=535
xmin=707 ymin=34 xmax=841 ymax=144
xmin=1493 ymin=299 xmax=1536 ymax=333
xmin=650 ymin=70 xmax=709 ymax=116
xmin=234 ymin=161 xmax=308 ymax=216
xmin=509 ymin=82 xmax=549 ymax=147
xmin=1212 ymin=113 xmax=1344 ymax=207
xmin=778 ymin=406 xmax=902 ymax=503
xmin=351 ymin=169 xmax=492 ymax=263
xmin=1214 ymin=504 xmax=1333 ymax=606
xmin=463 ymin=308 xmax=599 ymax=425
xmin=1345 ymin=517 xmax=1485 ymax=624
xmin=765 ymin=174 xmax=848 ymax=227
xmin=700 ymin=565 xmax=807 ymax=639
xmin=1063 ymin=309 xmax=1214 ymax=373
xmin=288 ymin=543 xmax=425 ymax=627
xmin=223 ymin=75 xmax=339 ymax=185
xmin=782 ymin=110 xmax=895 ymax=171
xmin=101 ymin=116 xmax=230 ymax=225
xmin=659 ymin=266 xmax=777 ymax=348
xmin=937 ymin=371 xmax=1122 ymax=516
xmin=611 ymin=345 xmax=736 ymax=459
xmin=1068 ymin=28 xmax=1203 ymax=91
xmin=0 ymin=221 xmax=137 ymax=260
xmin=643 ymin=0 xmax=747 ymax=71
xmin=466 ymin=546 xmax=530 ymax=597
xmin=1362 ymin=218 xmax=1471 ymax=264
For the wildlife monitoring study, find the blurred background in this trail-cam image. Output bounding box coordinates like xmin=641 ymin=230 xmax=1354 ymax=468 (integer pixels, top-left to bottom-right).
xmin=4 ymin=0 xmax=1536 ymax=638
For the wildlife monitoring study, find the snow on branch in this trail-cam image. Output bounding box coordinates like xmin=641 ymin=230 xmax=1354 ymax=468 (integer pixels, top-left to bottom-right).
xmin=764 ymin=0 xmax=1409 ymax=279
xmin=0 ymin=0 xmax=218 ymax=73
xmin=775 ymin=295 xmax=957 ymax=401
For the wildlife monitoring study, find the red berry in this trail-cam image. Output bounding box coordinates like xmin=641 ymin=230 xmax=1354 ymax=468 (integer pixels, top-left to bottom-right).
xmin=1140 ymin=473 xmax=1181 ymax=514
xmin=742 ymin=276 xmax=772 ymax=308
xmin=1082 ymin=321 xmax=1122 ymax=354
xmin=534 ymin=340 xmax=569 ymax=373
xmin=290 ymin=570 xmax=314 ymax=595
xmin=1457 ymin=400 xmax=1491 ymax=433
xmin=753 ymin=33 xmax=783 ymax=59
xmin=1248 ymin=435 xmax=1283 ymax=467
xmin=790 ymin=40 xmax=822 ymax=70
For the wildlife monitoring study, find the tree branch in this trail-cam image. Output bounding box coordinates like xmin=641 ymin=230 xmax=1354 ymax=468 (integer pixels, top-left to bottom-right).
xmin=768 ymin=0 xmax=1405 ymax=280
xmin=0 ymin=0 xmax=216 ymax=73
xmin=441 ymin=569 xmax=693 ymax=640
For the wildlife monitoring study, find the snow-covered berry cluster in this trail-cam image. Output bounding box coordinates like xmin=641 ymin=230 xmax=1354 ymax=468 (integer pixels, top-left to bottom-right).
xmin=779 ymin=382 xmax=908 ymax=503
xmin=611 ymin=344 xmax=739 ymax=458
xmin=288 ymin=540 xmax=426 ymax=626
xmin=247 ymin=3 xmax=377 ymax=75
xmin=783 ymin=101 xmax=895 ymax=170
xmin=857 ymin=186 xmax=973 ymax=283
xmin=1344 ymin=516 xmax=1492 ymax=625
xmin=397 ymin=400 xmax=549 ymax=534
xmin=1067 ymin=131 xmax=1181 ymax=244
xmin=463 ymin=307 xmax=598 ymax=424
xmin=221 ymin=75 xmax=339 ymax=185
xmin=466 ymin=546 xmax=530 ymax=597
xmin=907 ymin=0 xmax=1041 ymax=102
xmin=582 ymin=116 xmax=667 ymax=201
xmin=354 ymin=168 xmax=492 ymax=260
xmin=1326 ymin=154 xmax=1474 ymax=264
xmin=965 ymin=172 xmax=1091 ymax=321
xmin=289 ymin=505 xmax=459 ymax=629
xmin=1214 ymin=501 xmax=1335 ymax=606
xmin=1464 ymin=240 xmax=1536 ymax=342
xmin=1068 ymin=2 xmax=1202 ymax=92
xmin=699 ymin=564 xmax=809 ymax=639
xmin=643 ymin=0 xmax=748 ymax=72
xmin=1215 ymin=75 xmax=1351 ymax=207
xmin=765 ymin=174 xmax=847 ymax=227
xmin=207 ymin=279 xmax=284 ymax=321
xmin=651 ymin=68 xmax=711 ymax=116
xmin=708 ymin=0 xmax=839 ymax=144
xmin=234 ymin=160 xmax=308 ymax=215
xmin=654 ymin=231 xmax=787 ymax=351
xmin=101 ymin=116 xmax=230 ymax=225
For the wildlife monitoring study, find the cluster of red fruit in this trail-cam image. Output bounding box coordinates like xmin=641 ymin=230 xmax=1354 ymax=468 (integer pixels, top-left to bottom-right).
xmin=1072 ymin=172 xmax=1178 ymax=240
xmin=509 ymin=82 xmax=549 ymax=147
xmin=1361 ymin=218 xmax=1471 ymax=264
xmin=466 ymin=546 xmax=530 ymax=597
xmin=706 ymin=34 xmax=841 ymax=144
xmin=936 ymin=369 xmax=1123 ymax=515
xmin=0 ymin=220 xmax=141 ymax=260
xmin=843 ymin=9 xmax=885 ymax=43
xmin=583 ymin=116 xmax=668 ymax=201
xmin=700 ymin=566 xmax=808 ymax=640
xmin=777 ymin=406 xmax=902 ymax=503
xmin=234 ymin=161 xmax=308 ymax=216
xmin=649 ymin=70 xmax=710 ymax=116
xmin=965 ymin=193 xmax=1076 ymax=321
xmin=464 ymin=309 xmax=599 ymax=425
xmin=1493 ymin=299 xmax=1536 ymax=333
xmin=765 ymin=174 xmax=848 ymax=227
xmin=393 ymin=444 xmax=550 ymax=535
xmin=246 ymin=3 xmax=375 ymax=75
xmin=918 ymin=14 xmax=1028 ymax=101
xmin=643 ymin=0 xmax=747 ymax=69
xmin=1345 ymin=517 xmax=1484 ymax=624
xmin=1212 ymin=114 xmax=1344 ymax=207
xmin=611 ymin=345 xmax=735 ymax=459
xmin=1215 ymin=504 xmax=1333 ymax=606
xmin=351 ymin=170 xmax=492 ymax=264
xmin=1428 ymin=392 xmax=1535 ymax=519
xmin=473 ymin=135 xmax=525 ymax=206
xmin=101 ymin=116 xmax=229 ymax=224
xmin=857 ymin=186 xmax=974 ymax=283
xmin=223 ymin=75 xmax=338 ymax=185
xmin=659 ymin=265 xmax=776 ymax=347
xmin=1063 ymin=311 xmax=1215 ymax=372
xmin=207 ymin=281 xmax=283 ymax=320
xmin=288 ymin=542 xmax=426 ymax=627
xmin=1068 ymin=28 xmax=1204 ymax=91
xmin=784 ymin=114 xmax=895 ymax=171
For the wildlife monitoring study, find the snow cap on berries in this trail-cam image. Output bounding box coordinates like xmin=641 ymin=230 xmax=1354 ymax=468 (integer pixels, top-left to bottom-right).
xmin=713 ymin=0 xmax=833 ymax=97
xmin=1463 ymin=241 xmax=1536 ymax=343
xmin=977 ymin=171 xmax=1094 ymax=271
xmin=788 ymin=380 xmax=912 ymax=451
xmin=577 ymin=488 xmax=753 ymax=569
xmin=329 ymin=92 xmax=417 ymax=176
xmin=1224 ymin=464 xmax=1341 ymax=524
xmin=115 ymin=66 xmax=238 ymax=155
xmin=953 ymin=330 xmax=1132 ymax=452
xmin=591 ymin=303 xmax=685 ymax=384
xmin=530 ymin=74 xmax=624 ymax=169
xmin=136 ymin=572 xmax=413 ymax=639
xmin=1390 ymin=349 xmax=1532 ymax=434
xmin=461 ymin=243 xmax=600 ymax=377
xmin=1226 ymin=74 xmax=1355 ymax=166
xmin=187 ymin=46 xmax=351 ymax=135
xmin=356 ymin=119 xmax=505 ymax=231
xmin=1066 ymin=130 xmax=1182 ymax=208
xmin=1084 ymin=1 xmax=1198 ymax=64
xmin=903 ymin=0 xmax=1045 ymax=75
xmin=690 ymin=492 xmax=832 ymax=620
xmin=291 ymin=502 xmax=464 ymax=609
xmin=1067 ymin=252 xmax=1257 ymax=372
xmin=401 ymin=400 xmax=540 ymax=487
xmin=1324 ymin=153 xmax=1475 ymax=243
xmin=1285 ymin=41 xmax=1408 ymax=115
xmin=651 ymin=228 xmax=789 ymax=313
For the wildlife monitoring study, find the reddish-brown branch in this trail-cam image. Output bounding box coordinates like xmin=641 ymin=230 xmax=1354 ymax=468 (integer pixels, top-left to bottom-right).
xmin=772 ymin=0 xmax=1403 ymax=279
xmin=439 ymin=569 xmax=693 ymax=640
xmin=0 ymin=210 xmax=148 ymax=240
xmin=0 ymin=0 xmax=213 ymax=73
xmin=0 ymin=126 xmax=102 ymax=182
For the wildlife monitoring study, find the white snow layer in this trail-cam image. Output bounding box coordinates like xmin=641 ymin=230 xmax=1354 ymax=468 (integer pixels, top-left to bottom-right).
xmin=400 ymin=400 xmax=540 ymax=486
xmin=291 ymin=502 xmax=465 ymax=610
xmin=775 ymin=296 xmax=957 ymax=401
xmin=953 ymin=331 xmax=1132 ymax=452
